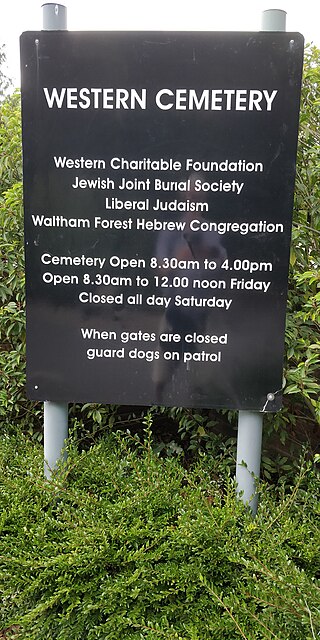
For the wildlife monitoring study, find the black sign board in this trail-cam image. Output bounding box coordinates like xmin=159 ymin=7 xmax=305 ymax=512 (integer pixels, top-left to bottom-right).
xmin=20 ymin=31 xmax=304 ymax=410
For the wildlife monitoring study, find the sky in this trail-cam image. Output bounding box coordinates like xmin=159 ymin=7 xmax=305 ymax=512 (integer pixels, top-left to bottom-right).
xmin=1 ymin=0 xmax=320 ymax=89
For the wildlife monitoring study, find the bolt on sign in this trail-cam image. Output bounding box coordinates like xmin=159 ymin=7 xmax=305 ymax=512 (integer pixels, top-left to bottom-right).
xmin=20 ymin=31 xmax=304 ymax=410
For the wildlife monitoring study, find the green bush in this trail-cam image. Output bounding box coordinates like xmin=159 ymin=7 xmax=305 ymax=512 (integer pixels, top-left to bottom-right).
xmin=0 ymin=92 xmax=41 ymax=431
xmin=0 ymin=45 xmax=11 ymax=102
xmin=0 ymin=429 xmax=319 ymax=639
xmin=284 ymin=45 xmax=320 ymax=427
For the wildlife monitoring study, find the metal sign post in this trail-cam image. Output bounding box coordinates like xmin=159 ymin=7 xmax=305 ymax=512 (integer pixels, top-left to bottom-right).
xmin=42 ymin=3 xmax=68 ymax=479
xmin=236 ymin=8 xmax=287 ymax=515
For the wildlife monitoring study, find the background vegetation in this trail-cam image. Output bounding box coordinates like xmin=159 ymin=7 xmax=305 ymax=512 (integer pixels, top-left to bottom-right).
xmin=0 ymin=45 xmax=319 ymax=461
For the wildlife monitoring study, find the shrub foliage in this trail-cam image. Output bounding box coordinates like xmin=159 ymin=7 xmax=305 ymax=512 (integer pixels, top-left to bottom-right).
xmin=285 ymin=45 xmax=320 ymax=426
xmin=0 ymin=430 xmax=319 ymax=640
xmin=0 ymin=91 xmax=36 ymax=430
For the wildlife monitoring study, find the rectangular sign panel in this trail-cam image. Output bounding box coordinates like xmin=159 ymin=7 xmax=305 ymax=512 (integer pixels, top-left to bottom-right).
xmin=20 ymin=31 xmax=304 ymax=409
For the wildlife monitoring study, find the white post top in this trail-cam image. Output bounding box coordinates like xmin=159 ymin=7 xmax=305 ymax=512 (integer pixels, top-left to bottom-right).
xmin=41 ymin=3 xmax=67 ymax=30
xmin=262 ymin=9 xmax=287 ymax=31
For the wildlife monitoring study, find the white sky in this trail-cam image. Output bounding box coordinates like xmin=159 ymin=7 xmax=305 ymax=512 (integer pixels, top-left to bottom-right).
xmin=1 ymin=0 xmax=320 ymax=89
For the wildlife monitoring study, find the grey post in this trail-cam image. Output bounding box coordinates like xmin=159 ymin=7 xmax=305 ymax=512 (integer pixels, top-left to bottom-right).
xmin=44 ymin=402 xmax=69 ymax=477
xmin=236 ymin=411 xmax=263 ymax=515
xmin=42 ymin=3 xmax=69 ymax=478
xmin=236 ymin=8 xmax=286 ymax=515
xmin=261 ymin=9 xmax=286 ymax=32
xmin=42 ymin=3 xmax=67 ymax=30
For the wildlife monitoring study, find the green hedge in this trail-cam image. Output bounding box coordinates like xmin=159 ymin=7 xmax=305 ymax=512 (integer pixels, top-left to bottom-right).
xmin=0 ymin=430 xmax=319 ymax=640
